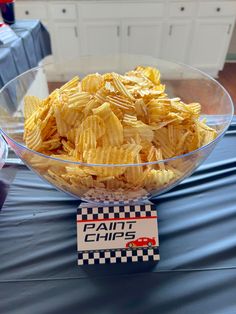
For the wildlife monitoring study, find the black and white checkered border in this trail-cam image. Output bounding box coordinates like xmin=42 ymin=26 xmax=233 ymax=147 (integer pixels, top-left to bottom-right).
xmin=77 ymin=204 xmax=157 ymax=221
xmin=78 ymin=247 xmax=160 ymax=265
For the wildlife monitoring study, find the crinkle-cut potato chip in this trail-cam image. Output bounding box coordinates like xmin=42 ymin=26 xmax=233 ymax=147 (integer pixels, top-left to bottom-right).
xmin=125 ymin=154 xmax=146 ymax=186
xmin=60 ymin=76 xmax=80 ymax=92
xmin=92 ymin=101 xmax=112 ymax=120
xmin=23 ymin=66 xmax=218 ymax=200
xmin=65 ymin=165 xmax=88 ymax=177
xmin=104 ymin=81 xmax=116 ymax=93
xmin=144 ymin=169 xmax=175 ymax=189
xmin=80 ymin=115 xmax=105 ymax=138
xmin=83 ymin=98 xmax=100 ymax=116
xmin=83 ymin=146 xmax=135 ymax=176
xmin=123 ymin=113 xmax=138 ymax=125
xmin=147 ymin=100 xmax=171 ymax=123
xmin=147 ymin=146 xmax=165 ymax=169
xmin=106 ymin=178 xmax=126 ymax=190
xmin=94 ymin=88 xmax=108 ymax=104
xmin=112 ymin=72 xmax=135 ymax=101
xmin=122 ymin=143 xmax=142 ymax=157
xmin=24 ymin=111 xmax=38 ymax=132
xmin=42 ymin=137 xmax=61 ymax=151
xmin=25 ymin=125 xmax=43 ymax=151
xmin=67 ymin=128 xmax=77 ymax=143
xmin=93 ymin=102 xmax=123 ymax=146
xmin=62 ymin=139 xmax=74 ymax=155
xmin=136 ymin=66 xmax=161 ymax=85
xmin=84 ymin=146 xmax=134 ymax=165
xmin=105 ymin=112 xmax=123 ymax=146
xmin=107 ymin=95 xmax=133 ymax=111
xmin=67 ymin=91 xmax=91 ymax=110
xmin=81 ymin=73 xmax=104 ymax=93
xmin=98 ymin=132 xmax=111 ymax=148
xmin=53 ymin=105 xmax=70 ymax=137
xmin=137 ymin=86 xmax=165 ymax=98
xmin=134 ymin=121 xmax=154 ymax=142
xmin=24 ymin=95 xmax=42 ymax=119
xmin=77 ymin=128 xmax=97 ymax=153
xmin=202 ymin=130 xmax=217 ymax=146
xmin=110 ymin=103 xmax=124 ymax=120
xmin=63 ymin=107 xmax=81 ymax=127
xmin=186 ymin=102 xmax=201 ymax=115
xmin=123 ymin=126 xmax=139 ymax=142
xmin=135 ymin=99 xmax=148 ymax=121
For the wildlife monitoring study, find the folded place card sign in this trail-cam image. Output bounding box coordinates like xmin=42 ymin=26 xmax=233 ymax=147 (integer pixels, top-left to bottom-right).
xmin=77 ymin=203 xmax=160 ymax=265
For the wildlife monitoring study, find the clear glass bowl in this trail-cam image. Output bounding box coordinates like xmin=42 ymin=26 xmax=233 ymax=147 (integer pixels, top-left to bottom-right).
xmin=0 ymin=134 xmax=8 ymax=170
xmin=0 ymin=55 xmax=233 ymax=204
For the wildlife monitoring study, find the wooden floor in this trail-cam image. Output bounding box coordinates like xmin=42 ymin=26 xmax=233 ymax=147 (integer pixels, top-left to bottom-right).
xmin=48 ymin=62 xmax=236 ymax=112
xmin=218 ymin=63 xmax=236 ymax=111
xmin=48 ymin=81 xmax=65 ymax=93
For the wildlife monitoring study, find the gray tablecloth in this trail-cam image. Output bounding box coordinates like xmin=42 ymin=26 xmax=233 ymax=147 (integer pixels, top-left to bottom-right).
xmin=0 ymin=118 xmax=236 ymax=314
xmin=0 ymin=20 xmax=51 ymax=89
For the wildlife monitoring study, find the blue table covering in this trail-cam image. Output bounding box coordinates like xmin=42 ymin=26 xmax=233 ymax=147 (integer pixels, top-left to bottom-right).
xmin=0 ymin=118 xmax=236 ymax=314
xmin=0 ymin=20 xmax=51 ymax=89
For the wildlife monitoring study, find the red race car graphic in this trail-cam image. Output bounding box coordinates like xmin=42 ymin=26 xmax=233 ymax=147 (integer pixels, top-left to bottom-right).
xmin=126 ymin=237 xmax=156 ymax=248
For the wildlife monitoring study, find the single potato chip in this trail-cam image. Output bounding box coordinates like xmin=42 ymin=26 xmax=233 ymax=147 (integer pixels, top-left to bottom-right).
xmin=76 ymin=128 xmax=97 ymax=153
xmin=81 ymin=73 xmax=104 ymax=93
xmin=80 ymin=115 xmax=106 ymax=138
xmin=24 ymin=95 xmax=42 ymax=119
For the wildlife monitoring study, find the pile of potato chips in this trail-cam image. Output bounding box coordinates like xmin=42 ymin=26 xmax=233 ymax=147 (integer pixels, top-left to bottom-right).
xmin=23 ymin=66 xmax=217 ymax=202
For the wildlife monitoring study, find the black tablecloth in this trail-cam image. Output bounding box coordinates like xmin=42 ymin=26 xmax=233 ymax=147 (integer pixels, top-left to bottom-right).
xmin=0 ymin=118 xmax=236 ymax=314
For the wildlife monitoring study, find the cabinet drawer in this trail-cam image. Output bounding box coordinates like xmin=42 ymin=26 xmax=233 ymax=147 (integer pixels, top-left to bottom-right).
xmin=169 ymin=2 xmax=196 ymax=17
xmin=50 ymin=4 xmax=77 ymax=20
xmin=15 ymin=3 xmax=48 ymax=20
xmin=198 ymin=2 xmax=236 ymax=17
xmin=79 ymin=3 xmax=164 ymax=19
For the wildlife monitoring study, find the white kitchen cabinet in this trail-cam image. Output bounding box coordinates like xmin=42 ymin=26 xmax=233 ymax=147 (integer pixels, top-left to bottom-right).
xmin=122 ymin=20 xmax=163 ymax=58
xmin=81 ymin=19 xmax=163 ymax=58
xmin=80 ymin=20 xmax=121 ymax=56
xmin=162 ymin=21 xmax=192 ymax=63
xmin=53 ymin=22 xmax=80 ymax=64
xmin=190 ymin=18 xmax=234 ymax=73
xmin=14 ymin=0 xmax=236 ymax=78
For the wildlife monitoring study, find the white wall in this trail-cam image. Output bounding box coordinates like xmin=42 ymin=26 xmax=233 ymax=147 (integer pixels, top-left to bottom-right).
xmin=228 ymin=24 xmax=236 ymax=59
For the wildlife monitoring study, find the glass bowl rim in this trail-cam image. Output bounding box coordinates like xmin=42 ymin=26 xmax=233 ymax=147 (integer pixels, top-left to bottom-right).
xmin=0 ymin=57 xmax=234 ymax=167
xmin=0 ymin=133 xmax=8 ymax=162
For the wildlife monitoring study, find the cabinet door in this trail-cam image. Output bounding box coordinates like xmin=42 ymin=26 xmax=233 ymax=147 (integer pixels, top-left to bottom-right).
xmin=53 ymin=22 xmax=80 ymax=62
xmin=161 ymin=20 xmax=192 ymax=63
xmin=190 ymin=18 xmax=234 ymax=70
xmin=81 ymin=20 xmax=121 ymax=55
xmin=122 ymin=20 xmax=163 ymax=57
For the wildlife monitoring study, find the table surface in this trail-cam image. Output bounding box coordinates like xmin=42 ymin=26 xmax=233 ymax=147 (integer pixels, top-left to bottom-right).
xmin=0 ymin=118 xmax=236 ymax=314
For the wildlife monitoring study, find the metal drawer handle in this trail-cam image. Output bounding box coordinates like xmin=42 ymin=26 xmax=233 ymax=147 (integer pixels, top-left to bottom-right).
xmin=25 ymin=10 xmax=29 ymax=15
xmin=169 ymin=25 xmax=173 ymax=36
xmin=216 ymin=7 xmax=221 ymax=12
xmin=117 ymin=25 xmax=120 ymax=37
xmin=74 ymin=26 xmax=78 ymax=37
xmin=127 ymin=25 xmax=130 ymax=36
xmin=62 ymin=8 xmax=66 ymax=13
xmin=180 ymin=6 xmax=185 ymax=11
